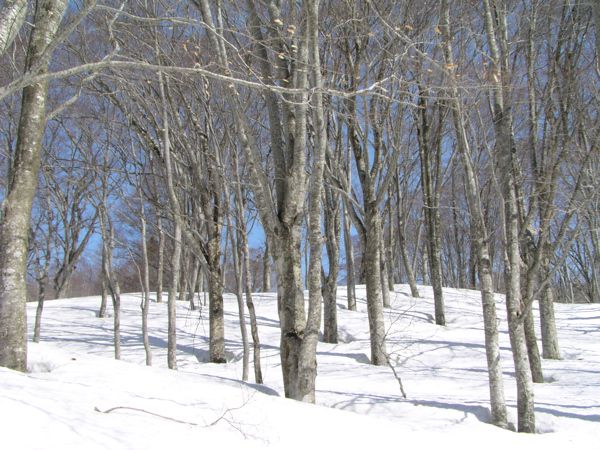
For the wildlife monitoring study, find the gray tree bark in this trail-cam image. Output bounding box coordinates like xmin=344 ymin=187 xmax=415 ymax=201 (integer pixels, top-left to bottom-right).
xmin=439 ymin=0 xmax=508 ymax=428
xmin=342 ymin=204 xmax=357 ymax=310
xmin=416 ymin=87 xmax=446 ymax=326
xmin=262 ymin=241 xmax=271 ymax=293
xmin=0 ymin=0 xmax=67 ymax=371
xmin=322 ymin=186 xmax=340 ymax=343
xmin=483 ymin=0 xmax=535 ymax=433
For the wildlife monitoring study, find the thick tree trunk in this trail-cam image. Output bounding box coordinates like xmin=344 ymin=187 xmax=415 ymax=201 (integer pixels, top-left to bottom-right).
xmin=365 ymin=206 xmax=387 ymax=365
xmin=540 ymin=278 xmax=560 ymax=359
xmin=275 ymin=227 xmax=306 ymax=399
xmin=0 ymin=0 xmax=67 ymax=372
xmin=323 ymin=189 xmax=340 ymax=343
xmin=523 ymin=304 xmax=544 ymax=383
xmin=207 ymin=253 xmax=226 ymax=363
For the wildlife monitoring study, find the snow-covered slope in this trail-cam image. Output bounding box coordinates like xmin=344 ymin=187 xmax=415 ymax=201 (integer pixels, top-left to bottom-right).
xmin=2 ymin=285 xmax=598 ymax=449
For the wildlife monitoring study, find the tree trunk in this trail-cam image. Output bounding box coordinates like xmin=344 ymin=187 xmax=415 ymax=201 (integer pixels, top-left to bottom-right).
xmin=540 ymin=277 xmax=560 ymax=359
xmin=482 ymin=0 xmax=535 ymax=432
xmin=33 ymin=276 xmax=46 ymax=343
xmin=0 ymin=0 xmax=67 ymax=372
xmin=140 ymin=191 xmax=152 ymax=366
xmin=380 ymin=219 xmax=391 ymax=309
xmin=156 ymin=216 xmax=165 ymax=303
xmin=230 ymin=212 xmax=249 ymax=381
xmin=342 ymin=204 xmax=357 ymax=310
xmin=416 ymin=89 xmax=445 ymax=326
xmin=365 ymin=206 xmax=387 ymax=365
xmin=167 ymin=222 xmax=181 ymax=369
xmin=262 ymin=241 xmax=271 ymax=292
xmin=275 ymin=226 xmax=307 ymax=399
xmin=323 ymin=188 xmax=340 ymax=343
xmin=207 ymin=243 xmax=226 ymax=364
xmin=439 ymin=0 xmax=508 ymax=428
xmin=523 ymin=304 xmax=543 ymax=383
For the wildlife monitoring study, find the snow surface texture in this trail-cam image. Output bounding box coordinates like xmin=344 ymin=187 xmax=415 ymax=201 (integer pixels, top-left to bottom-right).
xmin=1 ymin=285 xmax=599 ymax=449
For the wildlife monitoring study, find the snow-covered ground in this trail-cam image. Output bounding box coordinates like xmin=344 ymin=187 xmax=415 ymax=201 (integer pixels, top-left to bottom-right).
xmin=2 ymin=285 xmax=599 ymax=449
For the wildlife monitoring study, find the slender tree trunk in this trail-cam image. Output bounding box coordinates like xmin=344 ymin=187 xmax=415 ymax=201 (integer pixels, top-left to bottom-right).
xmin=0 ymin=0 xmax=67 ymax=371
xmin=229 ymin=212 xmax=249 ymax=381
xmin=323 ymin=189 xmax=340 ymax=343
xmin=156 ymin=216 xmax=165 ymax=303
xmin=262 ymin=241 xmax=271 ymax=292
xmin=232 ymin=153 xmax=263 ymax=382
xmin=380 ymin=220 xmax=391 ymax=308
xmin=167 ymin=222 xmax=181 ymax=369
xmin=140 ymin=190 xmax=152 ymax=366
xmin=188 ymin=258 xmax=200 ymax=311
xmin=523 ymin=303 xmax=543 ymax=382
xmin=99 ymin=246 xmax=108 ymax=317
xmin=342 ymin=204 xmax=357 ymax=310
xmin=33 ymin=272 xmax=47 ymax=343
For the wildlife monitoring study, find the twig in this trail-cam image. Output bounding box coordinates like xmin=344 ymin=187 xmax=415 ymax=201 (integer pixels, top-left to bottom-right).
xmin=94 ymin=406 xmax=199 ymax=426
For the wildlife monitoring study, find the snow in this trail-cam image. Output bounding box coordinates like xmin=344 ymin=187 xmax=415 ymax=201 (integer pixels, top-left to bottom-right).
xmin=2 ymin=285 xmax=599 ymax=449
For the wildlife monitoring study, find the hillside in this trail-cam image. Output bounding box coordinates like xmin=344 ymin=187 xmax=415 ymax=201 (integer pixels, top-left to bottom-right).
xmin=1 ymin=285 xmax=598 ymax=449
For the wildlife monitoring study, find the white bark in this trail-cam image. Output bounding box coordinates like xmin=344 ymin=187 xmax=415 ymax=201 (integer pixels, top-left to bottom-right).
xmin=0 ymin=0 xmax=26 ymax=55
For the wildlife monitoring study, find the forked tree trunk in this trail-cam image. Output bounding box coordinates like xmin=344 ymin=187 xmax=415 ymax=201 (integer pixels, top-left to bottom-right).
xmin=416 ymin=89 xmax=445 ymax=326
xmin=0 ymin=0 xmax=67 ymax=372
xmin=232 ymin=154 xmax=263 ymax=382
xmin=439 ymin=0 xmax=508 ymax=428
xmin=483 ymin=0 xmax=535 ymax=432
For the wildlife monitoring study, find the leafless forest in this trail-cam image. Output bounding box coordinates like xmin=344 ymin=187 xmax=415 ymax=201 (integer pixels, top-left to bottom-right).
xmin=0 ymin=0 xmax=598 ymax=434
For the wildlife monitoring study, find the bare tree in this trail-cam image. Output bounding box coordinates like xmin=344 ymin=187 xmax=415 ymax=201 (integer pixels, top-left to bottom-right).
xmin=0 ymin=0 xmax=68 ymax=371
